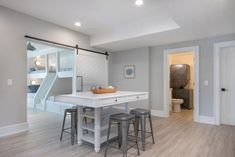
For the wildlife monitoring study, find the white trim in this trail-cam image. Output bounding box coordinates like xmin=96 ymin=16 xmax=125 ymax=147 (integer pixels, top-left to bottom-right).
xmin=151 ymin=109 xmax=168 ymax=117
xmin=198 ymin=116 xmax=216 ymax=125
xmin=0 ymin=122 xmax=28 ymax=138
xmin=214 ymin=40 xmax=235 ymax=125
xmin=163 ymin=46 xmax=200 ymax=122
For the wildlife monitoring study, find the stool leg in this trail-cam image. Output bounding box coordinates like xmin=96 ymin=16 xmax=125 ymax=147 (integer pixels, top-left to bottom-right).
xmin=135 ymin=116 xmax=140 ymax=138
xmin=75 ymin=112 xmax=78 ymax=135
xmin=83 ymin=107 xmax=88 ymax=124
xmin=121 ymin=121 xmax=129 ymax=157
xmin=104 ymin=120 xmax=112 ymax=157
xmin=140 ymin=115 xmax=146 ymax=151
xmin=133 ymin=120 xmax=140 ymax=155
xmin=118 ymin=122 xmax=122 ymax=149
xmin=71 ymin=112 xmax=76 ymax=145
xmin=60 ymin=110 xmax=67 ymax=141
xmin=149 ymin=114 xmax=155 ymax=144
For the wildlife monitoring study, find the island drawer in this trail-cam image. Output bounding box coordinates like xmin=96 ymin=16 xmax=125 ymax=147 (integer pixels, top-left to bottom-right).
xmin=128 ymin=94 xmax=148 ymax=101
xmin=99 ymin=97 xmax=127 ymax=105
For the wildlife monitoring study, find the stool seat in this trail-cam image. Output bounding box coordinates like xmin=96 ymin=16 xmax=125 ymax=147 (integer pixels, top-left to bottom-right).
xmin=130 ymin=108 xmax=150 ymax=115
xmin=110 ymin=113 xmax=135 ymax=121
xmin=65 ymin=108 xmax=77 ymax=112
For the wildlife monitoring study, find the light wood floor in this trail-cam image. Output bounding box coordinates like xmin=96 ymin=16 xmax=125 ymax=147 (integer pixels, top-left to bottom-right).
xmin=0 ymin=109 xmax=234 ymax=157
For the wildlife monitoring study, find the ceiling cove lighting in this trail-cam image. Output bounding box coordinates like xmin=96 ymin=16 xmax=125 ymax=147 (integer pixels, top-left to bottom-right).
xmin=75 ymin=22 xmax=82 ymax=27
xmin=135 ymin=0 xmax=144 ymax=6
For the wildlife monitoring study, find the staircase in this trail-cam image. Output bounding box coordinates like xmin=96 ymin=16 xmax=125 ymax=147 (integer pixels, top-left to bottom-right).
xmin=34 ymin=73 xmax=57 ymax=110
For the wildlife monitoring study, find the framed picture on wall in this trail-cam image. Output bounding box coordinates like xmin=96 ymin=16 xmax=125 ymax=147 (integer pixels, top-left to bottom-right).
xmin=124 ymin=65 xmax=135 ymax=79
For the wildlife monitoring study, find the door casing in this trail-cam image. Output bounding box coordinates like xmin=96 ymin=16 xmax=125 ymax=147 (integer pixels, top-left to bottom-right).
xmin=163 ymin=46 xmax=200 ymax=122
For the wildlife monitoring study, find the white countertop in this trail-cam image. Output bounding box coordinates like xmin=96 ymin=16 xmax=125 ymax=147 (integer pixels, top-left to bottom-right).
xmin=57 ymin=91 xmax=148 ymax=100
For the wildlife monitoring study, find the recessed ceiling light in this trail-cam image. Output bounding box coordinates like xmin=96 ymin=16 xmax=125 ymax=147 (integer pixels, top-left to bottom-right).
xmin=75 ymin=22 xmax=82 ymax=27
xmin=135 ymin=0 xmax=143 ymax=6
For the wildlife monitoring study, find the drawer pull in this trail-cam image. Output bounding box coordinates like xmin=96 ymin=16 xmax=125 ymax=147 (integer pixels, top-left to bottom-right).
xmin=115 ymin=99 xmax=118 ymax=102
xmin=137 ymin=96 xmax=139 ymax=99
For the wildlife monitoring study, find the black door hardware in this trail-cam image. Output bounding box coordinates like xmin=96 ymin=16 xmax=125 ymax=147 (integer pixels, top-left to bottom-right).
xmin=221 ymin=88 xmax=228 ymax=92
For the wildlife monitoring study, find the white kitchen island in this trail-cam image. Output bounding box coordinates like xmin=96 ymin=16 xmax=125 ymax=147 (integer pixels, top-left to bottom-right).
xmin=55 ymin=91 xmax=148 ymax=152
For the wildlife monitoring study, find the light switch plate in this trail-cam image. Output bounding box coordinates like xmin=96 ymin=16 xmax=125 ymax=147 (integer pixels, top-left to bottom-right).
xmin=7 ymin=79 xmax=13 ymax=86
xmin=204 ymin=80 xmax=209 ymax=86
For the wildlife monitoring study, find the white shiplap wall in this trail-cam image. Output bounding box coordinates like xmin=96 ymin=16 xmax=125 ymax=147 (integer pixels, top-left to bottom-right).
xmin=76 ymin=50 xmax=108 ymax=91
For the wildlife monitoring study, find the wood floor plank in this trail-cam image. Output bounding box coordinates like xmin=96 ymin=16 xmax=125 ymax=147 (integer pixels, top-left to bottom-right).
xmin=0 ymin=109 xmax=234 ymax=157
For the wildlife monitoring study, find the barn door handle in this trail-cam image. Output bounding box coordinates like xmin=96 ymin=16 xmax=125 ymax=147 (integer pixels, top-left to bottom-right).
xmin=221 ymin=88 xmax=228 ymax=92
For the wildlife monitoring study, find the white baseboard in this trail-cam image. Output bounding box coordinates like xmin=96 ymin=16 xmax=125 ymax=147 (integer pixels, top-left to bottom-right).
xmin=198 ymin=116 xmax=216 ymax=125
xmin=151 ymin=110 xmax=169 ymax=117
xmin=0 ymin=122 xmax=28 ymax=138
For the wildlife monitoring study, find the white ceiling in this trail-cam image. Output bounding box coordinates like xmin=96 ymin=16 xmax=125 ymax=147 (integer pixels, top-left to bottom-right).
xmin=0 ymin=0 xmax=235 ymax=51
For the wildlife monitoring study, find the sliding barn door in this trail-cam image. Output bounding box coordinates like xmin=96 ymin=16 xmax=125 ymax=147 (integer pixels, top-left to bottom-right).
xmin=76 ymin=50 xmax=108 ymax=91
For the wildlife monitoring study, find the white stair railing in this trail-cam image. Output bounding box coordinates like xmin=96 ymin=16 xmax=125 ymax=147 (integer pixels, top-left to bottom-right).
xmin=34 ymin=73 xmax=57 ymax=110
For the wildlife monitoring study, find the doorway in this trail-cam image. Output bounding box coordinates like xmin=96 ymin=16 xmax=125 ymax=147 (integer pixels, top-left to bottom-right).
xmin=26 ymin=41 xmax=75 ymax=115
xmin=163 ymin=46 xmax=200 ymax=121
xmin=214 ymin=40 xmax=235 ymax=125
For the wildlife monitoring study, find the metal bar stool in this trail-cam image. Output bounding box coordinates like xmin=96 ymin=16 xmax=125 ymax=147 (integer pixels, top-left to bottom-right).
xmin=60 ymin=107 xmax=77 ymax=145
xmin=130 ymin=108 xmax=155 ymax=151
xmin=104 ymin=113 xmax=140 ymax=157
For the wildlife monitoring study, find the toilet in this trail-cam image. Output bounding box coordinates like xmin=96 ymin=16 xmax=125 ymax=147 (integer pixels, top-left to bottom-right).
xmin=172 ymin=98 xmax=184 ymax=112
xmin=169 ymin=88 xmax=184 ymax=113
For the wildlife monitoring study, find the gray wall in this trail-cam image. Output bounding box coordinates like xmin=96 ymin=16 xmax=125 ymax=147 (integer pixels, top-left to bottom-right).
xmin=0 ymin=6 xmax=93 ymax=127
xmin=109 ymin=34 xmax=235 ymax=117
xmin=149 ymin=33 xmax=235 ymax=117
xmin=109 ymin=47 xmax=149 ymax=109
xmin=1 ymin=5 xmax=235 ymax=128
